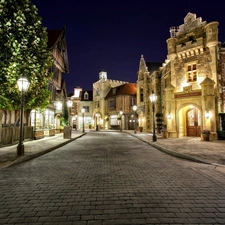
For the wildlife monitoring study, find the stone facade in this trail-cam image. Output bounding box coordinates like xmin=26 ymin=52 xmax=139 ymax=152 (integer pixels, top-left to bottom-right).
xmin=92 ymin=70 xmax=128 ymax=129
xmin=137 ymin=12 xmax=225 ymax=140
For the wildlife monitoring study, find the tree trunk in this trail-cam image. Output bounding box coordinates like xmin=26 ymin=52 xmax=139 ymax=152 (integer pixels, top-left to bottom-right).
xmin=0 ymin=109 xmax=3 ymax=143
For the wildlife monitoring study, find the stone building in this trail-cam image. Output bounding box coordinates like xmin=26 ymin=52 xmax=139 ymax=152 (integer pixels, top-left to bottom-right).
xmin=92 ymin=70 xmax=129 ymax=129
xmin=70 ymin=88 xmax=94 ymax=131
xmin=137 ymin=12 xmax=225 ymax=140
xmin=105 ymin=83 xmax=136 ymax=130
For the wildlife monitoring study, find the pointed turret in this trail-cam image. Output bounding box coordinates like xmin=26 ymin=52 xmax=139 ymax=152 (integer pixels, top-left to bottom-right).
xmin=138 ymin=55 xmax=148 ymax=81
xmin=139 ymin=55 xmax=148 ymax=73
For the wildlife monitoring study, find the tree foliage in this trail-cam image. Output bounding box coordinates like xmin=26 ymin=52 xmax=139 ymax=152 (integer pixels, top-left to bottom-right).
xmin=0 ymin=0 xmax=54 ymax=110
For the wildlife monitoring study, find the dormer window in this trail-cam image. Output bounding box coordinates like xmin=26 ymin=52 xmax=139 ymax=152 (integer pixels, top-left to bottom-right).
xmin=187 ymin=64 xmax=197 ymax=82
xmin=112 ymin=88 xmax=116 ymax=95
xmin=84 ymin=91 xmax=89 ymax=100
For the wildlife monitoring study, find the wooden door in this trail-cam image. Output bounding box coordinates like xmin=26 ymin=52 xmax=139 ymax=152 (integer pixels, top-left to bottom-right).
xmin=187 ymin=108 xmax=201 ymax=137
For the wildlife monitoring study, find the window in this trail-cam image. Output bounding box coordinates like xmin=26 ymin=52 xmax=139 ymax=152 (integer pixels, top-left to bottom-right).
xmin=109 ymin=98 xmax=116 ymax=109
xmin=83 ymin=106 xmax=89 ymax=112
xmin=49 ymin=65 xmax=59 ymax=81
xmin=96 ymin=101 xmax=100 ymax=108
xmin=84 ymin=91 xmax=89 ymax=100
xmin=130 ymin=97 xmax=136 ymax=106
xmin=187 ymin=64 xmax=197 ymax=82
xmin=140 ymin=87 xmax=144 ymax=102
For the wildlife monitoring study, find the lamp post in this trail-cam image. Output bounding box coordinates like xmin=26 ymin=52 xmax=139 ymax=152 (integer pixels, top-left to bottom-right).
xmin=133 ymin=105 xmax=137 ymax=134
xmin=17 ymin=77 xmax=30 ymax=156
xmin=95 ymin=112 xmax=99 ymax=131
xmin=81 ymin=108 xmax=85 ymax=133
xmin=150 ymin=91 xmax=157 ymax=142
xmin=120 ymin=110 xmax=123 ymax=131
xmin=66 ymin=99 xmax=73 ymax=127
xmin=74 ymin=115 xmax=77 ymax=130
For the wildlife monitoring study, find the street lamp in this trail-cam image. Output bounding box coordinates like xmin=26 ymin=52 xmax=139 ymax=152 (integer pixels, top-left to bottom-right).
xmin=120 ymin=110 xmax=123 ymax=131
xmin=66 ymin=99 xmax=73 ymax=127
xmin=81 ymin=108 xmax=85 ymax=133
xmin=150 ymin=91 xmax=157 ymax=142
xmin=95 ymin=112 xmax=99 ymax=131
xmin=133 ymin=105 xmax=137 ymax=134
xmin=17 ymin=76 xmax=30 ymax=156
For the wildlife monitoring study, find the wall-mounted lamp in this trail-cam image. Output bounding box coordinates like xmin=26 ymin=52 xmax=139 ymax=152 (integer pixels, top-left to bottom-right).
xmin=167 ymin=114 xmax=171 ymax=119
xmin=205 ymin=111 xmax=210 ymax=119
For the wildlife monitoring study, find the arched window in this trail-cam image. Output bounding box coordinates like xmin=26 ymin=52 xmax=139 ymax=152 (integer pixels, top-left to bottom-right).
xmin=84 ymin=91 xmax=89 ymax=100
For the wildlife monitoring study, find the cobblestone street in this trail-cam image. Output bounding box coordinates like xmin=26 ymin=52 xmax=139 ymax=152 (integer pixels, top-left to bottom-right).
xmin=1 ymin=131 xmax=225 ymax=225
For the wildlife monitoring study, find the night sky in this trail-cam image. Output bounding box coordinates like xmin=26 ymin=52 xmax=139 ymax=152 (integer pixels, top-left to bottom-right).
xmin=32 ymin=0 xmax=225 ymax=95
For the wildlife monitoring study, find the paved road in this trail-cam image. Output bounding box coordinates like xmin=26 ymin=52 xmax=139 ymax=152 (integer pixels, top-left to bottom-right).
xmin=1 ymin=131 xmax=225 ymax=225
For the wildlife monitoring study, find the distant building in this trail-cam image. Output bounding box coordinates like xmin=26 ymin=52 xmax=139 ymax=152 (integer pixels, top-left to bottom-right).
xmin=92 ymin=70 xmax=129 ymax=129
xmin=69 ymin=88 xmax=93 ymax=130
xmin=105 ymin=83 xmax=136 ymax=130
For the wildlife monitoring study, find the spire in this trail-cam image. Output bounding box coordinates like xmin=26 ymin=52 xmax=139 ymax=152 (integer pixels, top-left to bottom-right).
xmin=139 ymin=55 xmax=148 ymax=73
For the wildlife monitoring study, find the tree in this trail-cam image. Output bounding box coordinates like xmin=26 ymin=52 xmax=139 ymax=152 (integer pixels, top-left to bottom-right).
xmin=0 ymin=0 xmax=54 ymax=111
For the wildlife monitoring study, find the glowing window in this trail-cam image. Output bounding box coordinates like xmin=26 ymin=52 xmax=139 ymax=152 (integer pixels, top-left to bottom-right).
xmin=187 ymin=64 xmax=197 ymax=82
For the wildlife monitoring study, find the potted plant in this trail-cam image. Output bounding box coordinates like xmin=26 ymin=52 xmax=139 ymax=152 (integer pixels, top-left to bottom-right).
xmin=201 ymin=129 xmax=211 ymax=141
xmin=156 ymin=112 xmax=163 ymax=133
xmin=139 ymin=126 xmax=143 ymax=132
xmin=161 ymin=125 xmax=168 ymax=138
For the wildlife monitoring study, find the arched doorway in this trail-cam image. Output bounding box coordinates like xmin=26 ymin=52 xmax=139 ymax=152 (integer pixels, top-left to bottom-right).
xmin=186 ymin=106 xmax=201 ymax=137
xmin=177 ymin=104 xmax=202 ymax=137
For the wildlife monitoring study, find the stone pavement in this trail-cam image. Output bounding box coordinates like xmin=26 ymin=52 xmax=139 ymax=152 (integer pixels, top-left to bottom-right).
xmin=0 ymin=130 xmax=85 ymax=169
xmin=0 ymin=129 xmax=225 ymax=172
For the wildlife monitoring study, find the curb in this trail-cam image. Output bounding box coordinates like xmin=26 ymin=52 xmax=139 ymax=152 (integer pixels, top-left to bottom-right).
xmin=130 ymin=133 xmax=209 ymax=164
xmin=125 ymin=132 xmax=225 ymax=174
xmin=1 ymin=133 xmax=86 ymax=169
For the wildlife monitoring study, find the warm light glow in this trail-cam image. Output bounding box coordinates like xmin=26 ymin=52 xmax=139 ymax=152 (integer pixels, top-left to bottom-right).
xmin=81 ymin=108 xmax=85 ymax=113
xmin=167 ymin=114 xmax=171 ymax=119
xmin=17 ymin=77 xmax=30 ymax=92
xmin=205 ymin=111 xmax=210 ymax=118
xmin=133 ymin=105 xmax=137 ymax=111
xmin=74 ymin=88 xmax=82 ymax=98
xmin=67 ymin=99 xmax=73 ymax=108
xmin=149 ymin=93 xmax=157 ymax=103
xmin=55 ymin=101 xmax=62 ymax=110
xmin=120 ymin=110 xmax=123 ymax=115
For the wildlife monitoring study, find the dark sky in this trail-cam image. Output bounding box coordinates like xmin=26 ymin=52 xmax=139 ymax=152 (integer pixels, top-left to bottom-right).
xmin=32 ymin=0 xmax=225 ymax=94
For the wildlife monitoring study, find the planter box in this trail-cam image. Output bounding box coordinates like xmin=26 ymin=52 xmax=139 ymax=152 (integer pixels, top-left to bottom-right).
xmin=34 ymin=130 xmax=44 ymax=140
xmin=63 ymin=126 xmax=71 ymax=139
xmin=44 ymin=129 xmax=55 ymax=137
xmin=201 ymin=134 xmax=210 ymax=141
xmin=162 ymin=131 xmax=168 ymax=138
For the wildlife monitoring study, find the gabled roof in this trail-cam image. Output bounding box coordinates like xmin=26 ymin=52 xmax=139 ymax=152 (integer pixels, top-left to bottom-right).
xmin=105 ymin=83 xmax=136 ymax=99
xmin=47 ymin=29 xmax=64 ymax=48
xmin=80 ymin=90 xmax=93 ymax=101
xmin=146 ymin=62 xmax=162 ymax=75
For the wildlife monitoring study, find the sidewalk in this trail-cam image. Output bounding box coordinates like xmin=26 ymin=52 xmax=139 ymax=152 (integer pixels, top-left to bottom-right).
xmin=0 ymin=130 xmax=85 ymax=169
xmin=125 ymin=130 xmax=225 ymax=173
xmin=0 ymin=129 xmax=225 ymax=173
